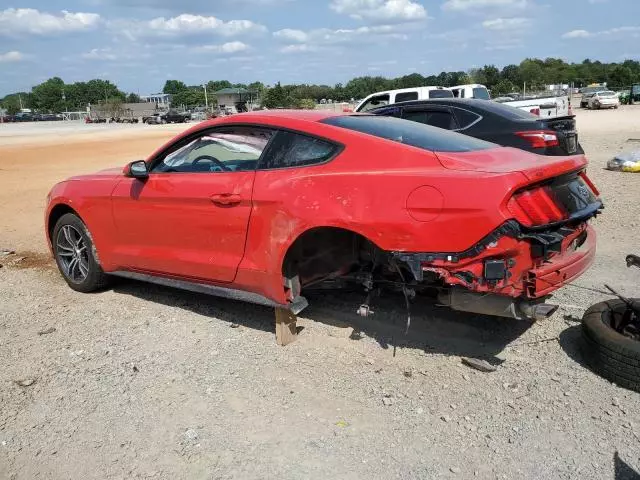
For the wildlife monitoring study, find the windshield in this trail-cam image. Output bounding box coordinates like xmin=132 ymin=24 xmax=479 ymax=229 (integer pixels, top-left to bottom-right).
xmin=321 ymin=115 xmax=495 ymax=152
xmin=598 ymin=91 xmax=616 ymax=97
xmin=472 ymin=87 xmax=491 ymax=100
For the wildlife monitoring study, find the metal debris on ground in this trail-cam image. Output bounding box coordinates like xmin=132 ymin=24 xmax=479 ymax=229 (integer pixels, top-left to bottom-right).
xmin=13 ymin=378 xmax=37 ymax=387
xmin=461 ymin=357 xmax=498 ymax=373
xmin=37 ymin=327 xmax=56 ymax=336
xmin=1 ymin=249 xmax=15 ymax=255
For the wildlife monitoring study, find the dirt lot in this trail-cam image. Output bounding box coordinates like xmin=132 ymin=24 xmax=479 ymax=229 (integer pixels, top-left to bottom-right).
xmin=1 ymin=110 xmax=640 ymax=480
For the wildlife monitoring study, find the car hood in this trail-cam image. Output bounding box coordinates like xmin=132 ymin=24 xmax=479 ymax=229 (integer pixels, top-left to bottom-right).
xmin=435 ymin=147 xmax=588 ymax=181
xmin=67 ymin=166 xmax=124 ymax=182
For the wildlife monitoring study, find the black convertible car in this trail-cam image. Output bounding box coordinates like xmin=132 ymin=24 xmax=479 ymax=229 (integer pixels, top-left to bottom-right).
xmin=371 ymin=98 xmax=582 ymax=156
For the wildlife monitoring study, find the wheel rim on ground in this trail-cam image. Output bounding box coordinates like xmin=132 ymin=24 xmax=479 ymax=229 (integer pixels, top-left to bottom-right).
xmin=56 ymin=224 xmax=90 ymax=283
xmin=603 ymin=304 xmax=640 ymax=342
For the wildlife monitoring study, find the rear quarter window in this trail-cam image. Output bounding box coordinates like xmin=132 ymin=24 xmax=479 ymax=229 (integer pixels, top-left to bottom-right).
xmin=260 ymin=131 xmax=338 ymax=169
xmin=452 ymin=108 xmax=482 ymax=129
xmin=321 ymin=115 xmax=495 ymax=153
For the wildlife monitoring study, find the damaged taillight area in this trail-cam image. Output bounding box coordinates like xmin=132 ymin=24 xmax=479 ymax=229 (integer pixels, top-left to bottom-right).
xmin=506 ymin=169 xmax=600 ymax=227
xmin=507 ymin=186 xmax=567 ymax=226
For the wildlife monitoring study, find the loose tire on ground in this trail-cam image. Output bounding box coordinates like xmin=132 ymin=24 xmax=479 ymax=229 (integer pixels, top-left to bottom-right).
xmin=581 ymin=299 xmax=640 ymax=393
xmin=52 ymin=213 xmax=110 ymax=293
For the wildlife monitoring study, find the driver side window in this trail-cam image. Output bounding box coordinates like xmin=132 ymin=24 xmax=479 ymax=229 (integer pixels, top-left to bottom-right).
xmin=151 ymin=127 xmax=274 ymax=173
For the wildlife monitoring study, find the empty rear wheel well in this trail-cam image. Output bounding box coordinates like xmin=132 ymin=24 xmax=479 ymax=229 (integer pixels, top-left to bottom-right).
xmin=281 ymin=227 xmax=381 ymax=286
xmin=47 ymin=204 xmax=79 ymax=241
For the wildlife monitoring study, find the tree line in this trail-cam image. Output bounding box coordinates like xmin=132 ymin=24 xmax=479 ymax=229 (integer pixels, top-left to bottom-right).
xmin=2 ymin=57 xmax=640 ymax=114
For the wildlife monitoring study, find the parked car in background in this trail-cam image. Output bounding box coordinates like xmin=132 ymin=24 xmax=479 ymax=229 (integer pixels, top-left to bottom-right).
xmin=14 ymin=112 xmax=34 ymax=122
xmin=45 ymin=110 xmax=601 ymax=322
xmin=164 ymin=110 xmax=189 ymax=123
xmin=355 ymin=86 xmax=453 ymax=112
xmin=587 ymin=91 xmax=620 ymax=109
xmin=580 ymin=86 xmax=608 ymax=108
xmin=144 ymin=110 xmax=190 ymax=124
xmin=371 ymin=98 xmax=583 ymax=156
xmin=450 ymin=84 xmax=491 ymax=100
xmin=143 ymin=113 xmax=163 ymax=124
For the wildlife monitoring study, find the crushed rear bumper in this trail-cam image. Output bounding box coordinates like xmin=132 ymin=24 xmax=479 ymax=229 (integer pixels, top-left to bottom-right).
xmin=393 ymin=222 xmax=597 ymax=300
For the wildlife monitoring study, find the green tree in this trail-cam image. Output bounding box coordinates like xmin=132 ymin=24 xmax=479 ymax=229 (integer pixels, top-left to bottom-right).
xmin=126 ymin=93 xmax=141 ymax=103
xmin=32 ymin=77 xmax=65 ymax=112
xmin=172 ymin=86 xmax=206 ymax=108
xmin=519 ymin=58 xmax=545 ymax=90
xmin=206 ymin=80 xmax=233 ymax=93
xmin=609 ymin=65 xmax=634 ymax=88
xmin=501 ymin=64 xmax=522 ymax=86
xmin=396 ymin=73 xmax=426 ymax=89
xmin=296 ymin=98 xmax=316 ymax=109
xmin=163 ymin=80 xmax=187 ymax=95
xmin=492 ymin=80 xmax=517 ymax=96
xmin=263 ymin=82 xmax=290 ymax=108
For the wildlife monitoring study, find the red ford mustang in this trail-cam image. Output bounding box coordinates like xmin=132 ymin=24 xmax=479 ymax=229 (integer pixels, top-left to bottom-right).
xmin=45 ymin=110 xmax=602 ymax=321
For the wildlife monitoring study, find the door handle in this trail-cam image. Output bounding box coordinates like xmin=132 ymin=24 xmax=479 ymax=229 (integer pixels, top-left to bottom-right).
xmin=210 ymin=193 xmax=242 ymax=206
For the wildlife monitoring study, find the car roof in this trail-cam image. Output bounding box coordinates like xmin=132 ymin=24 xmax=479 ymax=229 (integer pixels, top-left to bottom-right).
xmin=201 ymin=109 xmax=344 ymax=126
xmin=371 ymin=98 xmax=539 ymax=120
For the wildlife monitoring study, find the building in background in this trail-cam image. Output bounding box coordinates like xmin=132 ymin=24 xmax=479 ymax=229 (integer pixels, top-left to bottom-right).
xmin=214 ymin=88 xmax=258 ymax=113
xmin=140 ymin=93 xmax=172 ymax=107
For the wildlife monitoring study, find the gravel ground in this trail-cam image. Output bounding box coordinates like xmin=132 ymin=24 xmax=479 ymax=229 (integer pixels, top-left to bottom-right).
xmin=1 ymin=106 xmax=640 ymax=479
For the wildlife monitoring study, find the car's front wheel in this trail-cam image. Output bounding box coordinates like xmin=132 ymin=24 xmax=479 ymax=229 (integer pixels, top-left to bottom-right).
xmin=52 ymin=213 xmax=109 ymax=293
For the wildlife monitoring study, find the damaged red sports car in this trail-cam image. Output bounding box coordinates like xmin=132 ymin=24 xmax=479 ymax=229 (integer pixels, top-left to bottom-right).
xmin=45 ymin=110 xmax=602 ymax=321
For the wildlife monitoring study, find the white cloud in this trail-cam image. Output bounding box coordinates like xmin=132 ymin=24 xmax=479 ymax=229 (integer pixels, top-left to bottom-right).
xmin=562 ymin=26 xmax=640 ymax=39
xmin=0 ymin=51 xmax=23 ymax=62
xmin=274 ymin=24 xmax=410 ymax=51
xmin=280 ymin=44 xmax=317 ymax=53
xmin=273 ymin=28 xmax=309 ymax=43
xmin=330 ymin=0 xmax=427 ymax=23
xmin=0 ymin=8 xmax=100 ymax=36
xmin=115 ymin=14 xmax=267 ymax=38
xmin=482 ymin=17 xmax=530 ymax=30
xmin=442 ymin=0 xmax=527 ymax=11
xmin=197 ymin=41 xmax=250 ymax=53
xmin=484 ymin=40 xmax=522 ymax=50
xmin=82 ymin=48 xmax=118 ymax=60
xmin=562 ymin=29 xmax=590 ymax=39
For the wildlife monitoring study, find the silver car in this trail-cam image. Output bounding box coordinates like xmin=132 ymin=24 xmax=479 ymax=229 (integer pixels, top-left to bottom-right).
xmin=587 ymin=91 xmax=620 ymax=110
xmin=580 ymin=86 xmax=608 ymax=108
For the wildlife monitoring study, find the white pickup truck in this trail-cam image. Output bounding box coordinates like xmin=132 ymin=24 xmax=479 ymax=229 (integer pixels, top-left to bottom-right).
xmin=494 ymin=93 xmax=571 ymax=119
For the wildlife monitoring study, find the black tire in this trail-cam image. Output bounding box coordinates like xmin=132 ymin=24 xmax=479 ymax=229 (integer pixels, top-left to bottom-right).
xmin=52 ymin=213 xmax=109 ymax=293
xmin=581 ymin=299 xmax=640 ymax=393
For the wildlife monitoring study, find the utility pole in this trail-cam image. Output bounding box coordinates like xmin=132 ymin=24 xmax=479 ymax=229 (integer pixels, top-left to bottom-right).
xmin=202 ymin=84 xmax=209 ymax=110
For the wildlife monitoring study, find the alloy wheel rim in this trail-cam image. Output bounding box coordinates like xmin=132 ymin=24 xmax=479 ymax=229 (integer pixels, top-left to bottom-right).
xmin=56 ymin=225 xmax=90 ymax=283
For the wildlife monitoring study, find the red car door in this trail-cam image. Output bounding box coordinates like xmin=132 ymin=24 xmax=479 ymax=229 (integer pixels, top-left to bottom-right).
xmin=110 ymin=126 xmax=274 ymax=283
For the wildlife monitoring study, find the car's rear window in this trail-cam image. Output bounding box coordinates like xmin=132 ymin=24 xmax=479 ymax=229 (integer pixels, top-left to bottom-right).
xmin=321 ymin=115 xmax=495 ymax=152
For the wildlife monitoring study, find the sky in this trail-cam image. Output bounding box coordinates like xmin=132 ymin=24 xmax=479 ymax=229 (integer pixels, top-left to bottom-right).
xmin=0 ymin=0 xmax=639 ymax=96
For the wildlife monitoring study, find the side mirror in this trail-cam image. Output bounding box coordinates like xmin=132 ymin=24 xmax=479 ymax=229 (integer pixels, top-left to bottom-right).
xmin=124 ymin=160 xmax=149 ymax=179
